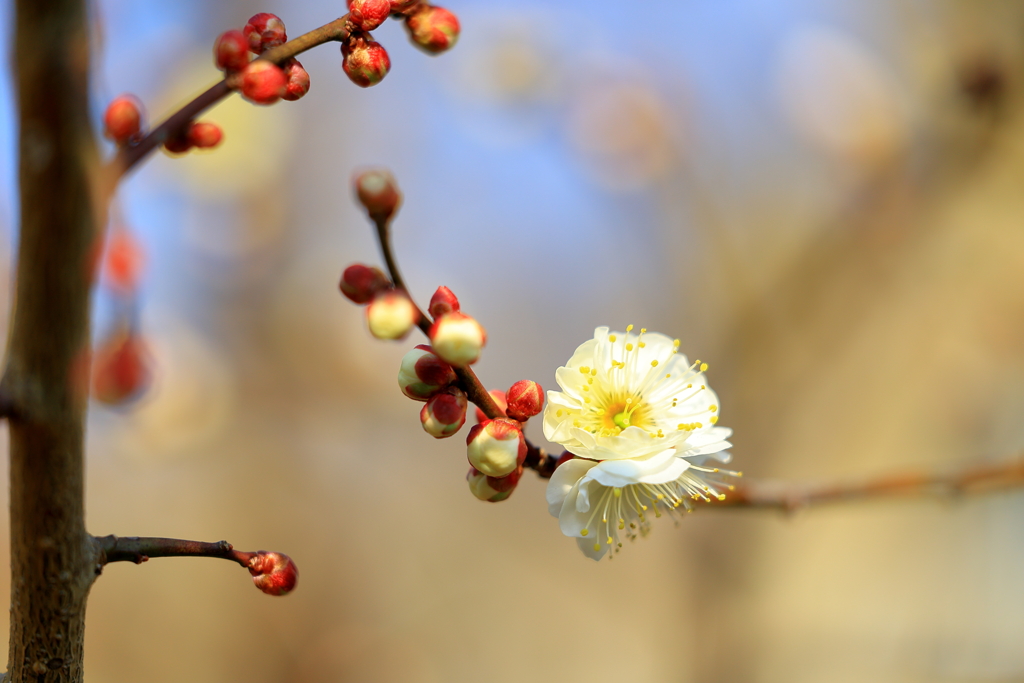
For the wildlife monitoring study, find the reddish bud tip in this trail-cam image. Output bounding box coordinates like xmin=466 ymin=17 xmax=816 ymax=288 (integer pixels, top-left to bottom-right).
xmin=429 ymin=312 xmax=486 ymax=367
xmin=420 ymin=386 xmax=468 ymax=438
xmin=92 ymin=329 xmax=152 ymax=406
xmin=214 ymin=29 xmax=250 ymax=72
xmin=244 ymin=13 xmax=287 ymax=54
xmin=342 ymin=37 xmax=391 ymax=88
xmin=390 ymin=0 xmax=423 ymax=14
xmin=398 ymin=344 xmax=456 ymax=400
xmin=348 ymin=0 xmax=392 ymax=31
xmin=428 ymin=286 xmax=460 ymax=319
xmin=466 ymin=417 xmax=526 ymax=478
xmin=486 ymin=463 xmax=523 ymax=493
xmin=188 ymin=122 xmax=224 ymax=149
xmin=353 ymin=168 xmax=402 ymax=222
xmin=466 ymin=465 xmax=520 ymax=502
xmin=103 ymin=229 xmax=145 ymax=294
xmin=339 ymin=263 xmax=390 ymax=304
xmin=103 ymin=95 xmax=143 ymax=144
xmin=247 ymin=551 xmax=298 ymax=596
xmin=240 ymin=60 xmax=288 ymax=105
xmin=281 ymin=59 xmax=311 ymax=101
xmin=404 ymin=5 xmax=460 ymax=55
xmin=505 ymin=380 xmax=544 ymax=421
xmin=554 ymin=451 xmax=575 ymax=470
xmin=474 ymin=389 xmax=507 ymax=424
xmin=366 ymin=289 xmax=419 ymax=340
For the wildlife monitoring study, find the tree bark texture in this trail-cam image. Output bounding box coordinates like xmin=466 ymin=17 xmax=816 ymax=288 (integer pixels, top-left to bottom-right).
xmin=4 ymin=0 xmax=100 ymax=681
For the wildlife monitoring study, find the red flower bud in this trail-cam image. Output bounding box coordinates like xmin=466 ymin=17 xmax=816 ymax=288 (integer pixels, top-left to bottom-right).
xmin=554 ymin=451 xmax=575 ymax=470
xmin=398 ymin=344 xmax=456 ymax=400
xmin=404 ymin=5 xmax=460 ymax=55
xmin=390 ymin=0 xmax=422 ymax=13
xmin=466 ymin=417 xmax=526 ymax=478
xmin=92 ymin=329 xmax=152 ymax=406
xmin=240 ymin=60 xmax=288 ymax=105
xmin=102 ymin=228 xmax=144 ymax=294
xmin=214 ymin=29 xmax=250 ymax=72
xmin=474 ymin=389 xmax=506 ymax=423
xmin=247 ymin=551 xmax=298 ymax=596
xmin=348 ymin=0 xmax=391 ymax=31
xmin=428 ymin=286 xmax=460 ymax=319
xmin=281 ymin=59 xmax=311 ymax=101
xmin=243 ymin=13 xmax=287 ymax=54
xmin=103 ymin=95 xmax=143 ymax=144
xmin=466 ymin=466 xmax=520 ymax=502
xmin=429 ymin=312 xmax=486 ymax=367
xmin=420 ymin=386 xmax=467 ymax=438
xmin=188 ymin=122 xmax=223 ymax=149
xmin=366 ymin=289 xmax=419 ymax=340
xmin=339 ymin=263 xmax=390 ymax=304
xmin=505 ymin=380 xmax=544 ymax=421
xmin=163 ymin=129 xmax=193 ymax=155
xmin=353 ymin=168 xmax=402 ymax=222
xmin=342 ymin=37 xmax=391 ymax=88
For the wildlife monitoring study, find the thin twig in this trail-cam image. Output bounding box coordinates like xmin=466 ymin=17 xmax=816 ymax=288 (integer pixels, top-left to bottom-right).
xmin=93 ymin=535 xmax=254 ymax=567
xmin=714 ymin=455 xmax=1024 ymax=512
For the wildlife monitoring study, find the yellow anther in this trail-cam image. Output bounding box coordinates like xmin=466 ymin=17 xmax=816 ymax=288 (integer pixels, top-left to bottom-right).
xmin=613 ymin=488 xmax=622 ymax=498
xmin=591 ymin=368 xmax=597 ymax=376
xmin=580 ymin=529 xmax=589 ymax=537
xmin=717 ymin=494 xmax=726 ymax=501
xmin=677 ymin=424 xmax=684 ymax=430
xmin=695 ymin=422 xmax=702 ymax=428
xmin=640 ymin=328 xmax=647 ymax=334
xmin=639 ymin=342 xmax=646 ymax=348
xmin=656 ymin=493 xmax=664 ymax=500
xmin=687 ymin=384 xmax=693 ymax=388
xmin=607 ymin=536 xmax=613 ymax=544
xmin=556 ymin=409 xmax=563 ymax=417
xmin=573 ymin=419 xmax=581 ymax=427
xmin=651 ymin=360 xmax=659 ymax=367
xmin=673 ymin=339 xmax=680 ymax=346
xmin=582 ymin=385 xmax=589 ymax=392
xmin=609 ymin=335 xmax=617 ymax=342
xmin=626 ymin=343 xmax=633 ymax=351
xmin=709 ymin=405 xmax=718 ymax=412
xmin=618 ymin=520 xmax=625 ymax=529
xmin=584 ymin=397 xmax=591 ymax=404
xmin=587 ymin=377 xmax=594 ymax=384
xmin=579 ymin=366 xmax=589 ymax=374
xmin=710 ymin=416 xmax=718 ymax=424
xmin=626 ymin=324 xmax=634 ymax=332
xmin=700 ymin=363 xmax=708 ymax=372
xmin=593 ymin=543 xmax=601 ymax=552
xmin=700 ymin=385 xmax=706 ymax=390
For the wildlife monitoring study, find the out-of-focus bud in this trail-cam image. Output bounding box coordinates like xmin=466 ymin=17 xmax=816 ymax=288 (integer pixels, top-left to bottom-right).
xmin=188 ymin=122 xmax=223 ymax=149
xmin=339 ymin=263 xmax=390 ymax=304
xmin=342 ymin=37 xmax=391 ymax=88
xmin=163 ymin=129 xmax=193 ymax=155
xmin=103 ymin=95 xmax=143 ymax=144
xmin=404 ymin=5 xmax=460 ymax=54
xmin=505 ymin=380 xmax=544 ymax=421
xmin=554 ymin=451 xmax=575 ymax=470
xmin=466 ymin=417 xmax=526 ymax=478
xmin=474 ymin=389 xmax=506 ymax=423
xmin=348 ymin=0 xmax=391 ymax=31
xmin=92 ymin=329 xmax=152 ymax=405
xmin=281 ymin=59 xmax=311 ymax=101
xmin=353 ymin=168 xmax=401 ymax=223
xmin=429 ymin=312 xmax=486 ymax=367
xmin=390 ymin=0 xmax=422 ymax=13
xmin=366 ymin=289 xmax=419 ymax=340
xmin=466 ymin=464 xmax=523 ymax=502
xmin=428 ymin=286 xmax=459 ymax=319
xmin=214 ymin=29 xmax=250 ymax=71
xmin=103 ymin=229 xmax=144 ymax=294
xmin=398 ymin=344 xmax=456 ymax=400
xmin=240 ymin=60 xmax=288 ymax=105
xmin=420 ymin=386 xmax=468 ymax=438
xmin=244 ymin=13 xmax=287 ymax=54
xmin=247 ymin=551 xmax=298 ymax=596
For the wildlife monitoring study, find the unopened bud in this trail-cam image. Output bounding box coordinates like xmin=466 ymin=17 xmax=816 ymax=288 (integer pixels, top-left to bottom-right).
xmin=103 ymin=95 xmax=143 ymax=144
xmin=281 ymin=59 xmax=311 ymax=101
xmin=420 ymin=386 xmax=467 ymax=438
xmin=366 ymin=289 xmax=419 ymax=340
xmin=163 ymin=129 xmax=193 ymax=155
xmin=554 ymin=451 xmax=575 ymax=470
xmin=188 ymin=122 xmax=223 ymax=149
xmin=348 ymin=0 xmax=392 ymax=31
xmin=240 ymin=60 xmax=288 ymax=105
xmin=429 ymin=312 xmax=486 ymax=366
xmin=103 ymin=229 xmax=144 ymax=294
xmin=474 ymin=389 xmax=506 ymax=423
xmin=466 ymin=465 xmax=522 ymax=502
xmin=340 ymin=264 xmax=390 ymax=304
xmin=466 ymin=417 xmax=526 ymax=478
xmin=92 ymin=329 xmax=151 ymax=405
xmin=505 ymin=380 xmax=544 ymax=421
xmin=404 ymin=5 xmax=460 ymax=55
xmin=342 ymin=37 xmax=391 ymax=88
xmin=390 ymin=0 xmax=422 ymax=14
xmin=428 ymin=286 xmax=460 ymax=318
xmin=244 ymin=13 xmax=287 ymax=54
xmin=354 ymin=168 xmax=401 ymax=223
xmin=214 ymin=29 xmax=250 ymax=71
xmin=398 ymin=344 xmax=456 ymax=400
xmin=247 ymin=551 xmax=298 ymax=596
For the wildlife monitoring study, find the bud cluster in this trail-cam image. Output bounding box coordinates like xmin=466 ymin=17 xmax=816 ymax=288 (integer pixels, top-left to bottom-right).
xmin=215 ymin=14 xmax=310 ymax=106
xmin=102 ymin=94 xmax=223 ymax=156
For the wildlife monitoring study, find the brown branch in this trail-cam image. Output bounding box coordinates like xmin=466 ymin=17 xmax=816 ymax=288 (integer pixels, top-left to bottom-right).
xmin=94 ymin=535 xmax=253 ymax=567
xmin=104 ymin=16 xmax=353 ymax=183
xmin=714 ymin=455 xmax=1024 ymax=512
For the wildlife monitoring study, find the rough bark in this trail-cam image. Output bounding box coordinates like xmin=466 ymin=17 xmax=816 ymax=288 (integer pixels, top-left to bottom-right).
xmin=3 ymin=0 xmax=100 ymax=681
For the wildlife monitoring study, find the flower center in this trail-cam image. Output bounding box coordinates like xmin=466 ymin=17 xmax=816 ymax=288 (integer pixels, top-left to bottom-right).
xmin=602 ymin=397 xmax=651 ymax=434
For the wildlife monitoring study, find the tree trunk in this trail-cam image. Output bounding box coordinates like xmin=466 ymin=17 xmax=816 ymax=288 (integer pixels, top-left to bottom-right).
xmin=3 ymin=0 xmax=99 ymax=680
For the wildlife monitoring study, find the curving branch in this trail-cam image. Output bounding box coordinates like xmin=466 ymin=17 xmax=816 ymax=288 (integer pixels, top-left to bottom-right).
xmin=714 ymin=454 xmax=1024 ymax=512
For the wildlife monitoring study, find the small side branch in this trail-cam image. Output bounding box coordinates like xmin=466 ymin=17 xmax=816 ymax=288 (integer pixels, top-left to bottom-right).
xmin=94 ymin=535 xmax=252 ymax=567
xmin=716 ymin=455 xmax=1024 ymax=512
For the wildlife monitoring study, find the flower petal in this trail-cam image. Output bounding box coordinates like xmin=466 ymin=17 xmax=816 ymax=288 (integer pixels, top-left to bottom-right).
xmin=546 ymin=458 xmax=596 ymax=517
xmin=576 ymin=535 xmax=609 ymax=561
xmin=587 ymin=449 xmax=690 ymax=488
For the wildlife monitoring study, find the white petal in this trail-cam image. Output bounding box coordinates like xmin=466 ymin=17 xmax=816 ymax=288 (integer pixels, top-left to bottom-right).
xmin=546 ymin=458 xmax=596 ymax=517
xmin=588 ymin=449 xmax=690 ymax=487
xmin=559 ymin=480 xmax=597 ymax=536
xmin=576 ymin=535 xmax=608 ymax=561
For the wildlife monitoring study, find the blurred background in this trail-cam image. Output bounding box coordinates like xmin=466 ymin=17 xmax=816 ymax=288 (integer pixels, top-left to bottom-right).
xmin=3 ymin=0 xmax=1024 ymax=681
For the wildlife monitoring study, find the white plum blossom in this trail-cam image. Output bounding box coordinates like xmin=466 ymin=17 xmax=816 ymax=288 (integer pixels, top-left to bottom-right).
xmin=544 ymin=326 xmax=737 ymax=560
